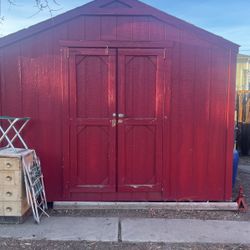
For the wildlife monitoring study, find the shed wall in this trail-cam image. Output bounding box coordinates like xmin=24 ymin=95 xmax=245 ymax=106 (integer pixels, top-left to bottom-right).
xmin=0 ymin=14 xmax=237 ymax=201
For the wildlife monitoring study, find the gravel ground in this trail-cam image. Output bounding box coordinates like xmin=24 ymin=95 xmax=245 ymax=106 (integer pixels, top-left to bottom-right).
xmin=50 ymin=208 xmax=246 ymax=221
xmin=0 ymin=239 xmax=249 ymax=250
xmin=235 ymin=158 xmax=250 ymax=214
xmin=239 ymin=157 xmax=250 ymax=165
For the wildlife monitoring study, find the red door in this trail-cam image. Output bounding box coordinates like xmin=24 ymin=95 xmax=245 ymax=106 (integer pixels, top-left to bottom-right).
xmin=65 ymin=48 xmax=165 ymax=200
xmin=117 ymin=49 xmax=164 ymax=193
xmin=67 ymin=48 xmax=116 ymax=193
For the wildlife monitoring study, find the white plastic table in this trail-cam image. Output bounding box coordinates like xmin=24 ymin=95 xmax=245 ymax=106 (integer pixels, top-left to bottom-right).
xmin=0 ymin=116 xmax=30 ymax=152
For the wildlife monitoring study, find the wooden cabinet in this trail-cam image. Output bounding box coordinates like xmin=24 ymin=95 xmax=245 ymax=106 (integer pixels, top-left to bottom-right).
xmin=0 ymin=149 xmax=33 ymax=219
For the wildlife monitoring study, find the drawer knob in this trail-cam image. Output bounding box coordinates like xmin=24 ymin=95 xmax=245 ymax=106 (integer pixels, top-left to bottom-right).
xmin=6 ymin=192 xmax=12 ymax=197
xmin=6 ymin=162 xmax=12 ymax=168
xmin=6 ymin=207 xmax=12 ymax=212
xmin=6 ymin=176 xmax=12 ymax=181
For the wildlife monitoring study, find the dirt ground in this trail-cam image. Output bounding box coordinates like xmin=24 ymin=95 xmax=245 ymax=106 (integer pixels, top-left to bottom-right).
xmin=237 ymin=157 xmax=250 ymax=208
xmin=0 ymin=159 xmax=250 ymax=249
xmin=0 ymin=239 xmax=250 ymax=250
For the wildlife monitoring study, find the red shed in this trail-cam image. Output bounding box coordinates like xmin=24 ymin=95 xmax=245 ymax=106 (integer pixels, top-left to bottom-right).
xmin=0 ymin=0 xmax=239 ymax=202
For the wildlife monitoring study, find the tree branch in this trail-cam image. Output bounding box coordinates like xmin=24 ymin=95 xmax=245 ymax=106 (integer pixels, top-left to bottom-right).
xmin=0 ymin=0 xmax=61 ymax=24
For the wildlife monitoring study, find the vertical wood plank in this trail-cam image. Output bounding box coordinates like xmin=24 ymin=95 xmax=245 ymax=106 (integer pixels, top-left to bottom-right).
xmin=20 ymin=37 xmax=39 ymax=152
xmin=67 ymin=16 xmax=85 ymax=40
xmin=132 ymin=16 xmax=150 ymax=41
xmin=207 ymin=48 xmax=229 ymax=200
xmin=168 ymin=43 xmax=180 ymax=200
xmin=181 ymin=30 xmax=210 ymax=47
xmin=165 ymin=24 xmax=180 ymax=42
xmin=85 ymin=16 xmax=101 ymax=40
xmin=117 ymin=16 xmax=133 ymax=41
xmin=101 ymin=16 xmax=117 ymax=40
xmin=1 ymin=45 xmax=22 ymax=116
xmin=170 ymin=43 xmax=197 ymax=200
xmin=149 ymin=17 xmax=165 ymax=41
xmin=225 ymin=50 xmax=237 ymax=201
xmin=177 ymin=43 xmax=196 ymax=200
xmin=162 ymin=48 xmax=172 ymax=200
xmin=49 ymin=24 xmax=68 ymax=200
xmin=192 ymin=47 xmax=211 ymax=200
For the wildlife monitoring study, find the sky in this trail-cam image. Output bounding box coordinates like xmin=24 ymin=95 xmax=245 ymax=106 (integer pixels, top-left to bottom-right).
xmin=0 ymin=0 xmax=249 ymax=55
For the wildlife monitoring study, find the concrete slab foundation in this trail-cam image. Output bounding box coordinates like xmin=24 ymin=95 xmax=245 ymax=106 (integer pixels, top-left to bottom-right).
xmin=53 ymin=202 xmax=238 ymax=211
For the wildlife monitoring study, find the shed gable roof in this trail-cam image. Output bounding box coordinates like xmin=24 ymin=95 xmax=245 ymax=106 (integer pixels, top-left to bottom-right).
xmin=0 ymin=0 xmax=239 ymax=49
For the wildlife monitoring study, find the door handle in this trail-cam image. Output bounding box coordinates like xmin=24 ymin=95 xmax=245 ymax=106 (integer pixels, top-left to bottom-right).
xmin=118 ymin=113 xmax=125 ymax=118
xmin=111 ymin=118 xmax=124 ymax=127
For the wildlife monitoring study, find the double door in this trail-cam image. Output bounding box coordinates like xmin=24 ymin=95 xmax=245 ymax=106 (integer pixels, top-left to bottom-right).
xmin=66 ymin=47 xmax=166 ymax=200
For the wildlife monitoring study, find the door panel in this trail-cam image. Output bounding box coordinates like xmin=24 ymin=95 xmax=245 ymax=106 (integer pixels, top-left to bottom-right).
xmin=124 ymin=125 xmax=157 ymax=184
xmin=117 ymin=49 xmax=165 ymax=192
xmin=76 ymin=55 xmax=110 ymax=118
xmin=76 ymin=126 xmax=111 ymax=185
xmin=68 ymin=48 xmax=116 ymax=193
xmin=125 ymin=56 xmax=157 ymax=117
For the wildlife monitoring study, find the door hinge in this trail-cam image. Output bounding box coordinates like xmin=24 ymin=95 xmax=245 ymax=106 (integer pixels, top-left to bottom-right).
xmin=63 ymin=48 xmax=69 ymax=59
xmin=105 ymin=46 xmax=109 ymax=55
xmin=163 ymin=48 xmax=167 ymax=60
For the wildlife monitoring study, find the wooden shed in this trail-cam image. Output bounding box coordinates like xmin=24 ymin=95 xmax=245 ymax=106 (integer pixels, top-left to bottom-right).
xmin=0 ymin=0 xmax=239 ymax=202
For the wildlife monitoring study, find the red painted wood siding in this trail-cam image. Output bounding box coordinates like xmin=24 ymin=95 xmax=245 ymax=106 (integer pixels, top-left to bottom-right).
xmin=169 ymin=44 xmax=233 ymax=201
xmin=0 ymin=11 xmax=237 ymax=201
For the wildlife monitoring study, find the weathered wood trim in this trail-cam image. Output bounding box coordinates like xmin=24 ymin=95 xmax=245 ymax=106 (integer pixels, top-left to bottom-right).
xmin=59 ymin=40 xmax=174 ymax=48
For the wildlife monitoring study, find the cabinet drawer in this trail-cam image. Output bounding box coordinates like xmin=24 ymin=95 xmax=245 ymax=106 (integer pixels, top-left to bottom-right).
xmin=3 ymin=203 xmax=18 ymax=216
xmin=0 ymin=171 xmax=21 ymax=186
xmin=0 ymin=186 xmax=22 ymax=201
xmin=0 ymin=200 xmax=29 ymax=216
xmin=0 ymin=158 xmax=20 ymax=171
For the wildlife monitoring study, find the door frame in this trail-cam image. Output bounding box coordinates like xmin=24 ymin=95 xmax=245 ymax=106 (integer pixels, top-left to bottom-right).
xmin=61 ymin=41 xmax=173 ymax=201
